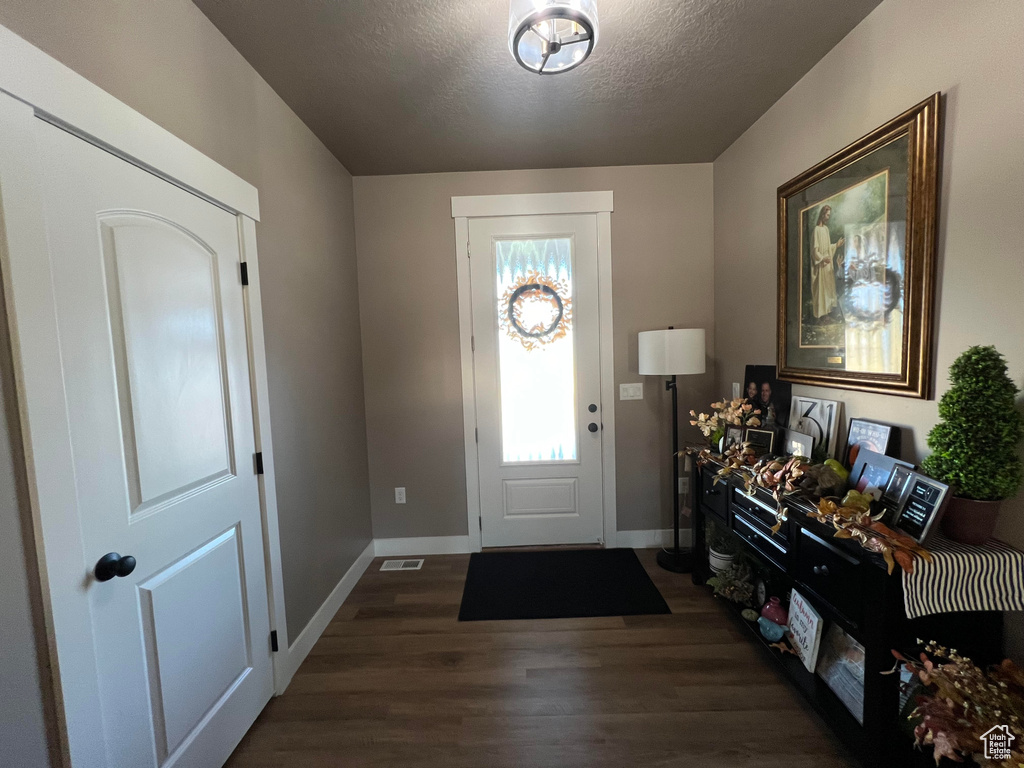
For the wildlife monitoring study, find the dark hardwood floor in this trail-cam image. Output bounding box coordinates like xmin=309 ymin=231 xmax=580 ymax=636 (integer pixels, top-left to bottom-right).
xmin=226 ymin=548 xmax=857 ymax=767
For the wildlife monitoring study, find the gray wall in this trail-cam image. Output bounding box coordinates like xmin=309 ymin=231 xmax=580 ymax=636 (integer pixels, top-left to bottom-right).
xmin=0 ymin=1 xmax=373 ymax=763
xmin=353 ymin=165 xmax=716 ymax=539
xmin=712 ymin=0 xmax=1024 ymax=659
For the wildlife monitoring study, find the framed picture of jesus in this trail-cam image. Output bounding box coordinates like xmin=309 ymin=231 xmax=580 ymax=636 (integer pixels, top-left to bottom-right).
xmin=776 ymin=93 xmax=941 ymax=399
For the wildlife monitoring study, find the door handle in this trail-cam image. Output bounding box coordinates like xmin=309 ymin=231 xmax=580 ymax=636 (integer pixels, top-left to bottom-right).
xmin=588 ymin=422 xmax=599 ymax=433
xmin=94 ymin=552 xmax=137 ymax=582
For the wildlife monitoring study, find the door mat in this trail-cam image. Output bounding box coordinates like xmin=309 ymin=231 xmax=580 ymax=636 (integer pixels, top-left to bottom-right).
xmin=457 ymin=548 xmax=670 ymax=621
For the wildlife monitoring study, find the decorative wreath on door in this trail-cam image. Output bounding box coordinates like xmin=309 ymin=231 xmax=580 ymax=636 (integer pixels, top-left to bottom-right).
xmin=499 ymin=271 xmax=573 ymax=351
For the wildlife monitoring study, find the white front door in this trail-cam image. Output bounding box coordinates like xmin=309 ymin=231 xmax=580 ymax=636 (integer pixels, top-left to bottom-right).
xmin=35 ymin=121 xmax=272 ymax=766
xmin=470 ymin=214 xmax=605 ymax=547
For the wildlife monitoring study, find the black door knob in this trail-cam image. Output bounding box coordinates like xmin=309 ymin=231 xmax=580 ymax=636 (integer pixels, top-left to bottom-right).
xmin=94 ymin=552 xmax=137 ymax=582
xmin=588 ymin=422 xmax=599 ymax=433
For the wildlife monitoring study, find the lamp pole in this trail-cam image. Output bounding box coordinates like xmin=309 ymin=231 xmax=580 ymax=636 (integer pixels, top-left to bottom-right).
xmin=638 ymin=326 xmax=703 ymax=574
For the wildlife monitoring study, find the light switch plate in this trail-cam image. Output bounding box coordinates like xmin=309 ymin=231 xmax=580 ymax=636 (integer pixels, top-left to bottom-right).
xmin=732 ymin=382 xmax=741 ymax=399
xmin=619 ymin=382 xmax=643 ymax=400
xmin=395 ymin=487 xmax=406 ymax=504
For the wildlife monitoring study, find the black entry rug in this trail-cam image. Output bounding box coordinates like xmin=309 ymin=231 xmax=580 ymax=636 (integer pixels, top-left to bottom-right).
xmin=457 ymin=548 xmax=670 ymax=621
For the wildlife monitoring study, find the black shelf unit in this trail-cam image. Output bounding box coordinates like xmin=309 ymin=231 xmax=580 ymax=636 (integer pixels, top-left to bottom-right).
xmin=691 ymin=458 xmax=1003 ymax=768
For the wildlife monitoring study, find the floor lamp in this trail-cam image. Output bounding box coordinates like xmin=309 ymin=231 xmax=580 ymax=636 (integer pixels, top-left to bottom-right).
xmin=638 ymin=328 xmax=706 ymax=573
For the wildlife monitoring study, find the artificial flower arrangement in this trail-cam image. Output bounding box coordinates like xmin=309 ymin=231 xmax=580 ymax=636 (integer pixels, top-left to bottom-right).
xmin=689 ymin=397 xmax=761 ymax=445
xmin=891 ymin=641 xmax=1024 ymax=766
xmin=700 ymin=443 xmax=933 ymax=574
xmin=705 ymin=559 xmax=755 ymax=606
xmin=810 ymin=496 xmax=932 ymax=575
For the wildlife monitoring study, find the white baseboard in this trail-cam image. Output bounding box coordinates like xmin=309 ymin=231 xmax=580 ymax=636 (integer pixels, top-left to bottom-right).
xmin=616 ymin=528 xmax=693 ymax=549
xmin=374 ymin=535 xmax=473 ymax=557
xmin=274 ymin=540 xmax=374 ymax=694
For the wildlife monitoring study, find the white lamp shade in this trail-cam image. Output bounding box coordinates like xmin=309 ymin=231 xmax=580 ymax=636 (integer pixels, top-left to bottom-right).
xmin=638 ymin=329 xmax=706 ymax=376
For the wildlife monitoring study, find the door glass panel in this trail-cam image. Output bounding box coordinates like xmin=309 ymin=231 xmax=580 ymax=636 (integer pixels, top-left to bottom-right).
xmin=495 ymin=237 xmax=577 ymax=462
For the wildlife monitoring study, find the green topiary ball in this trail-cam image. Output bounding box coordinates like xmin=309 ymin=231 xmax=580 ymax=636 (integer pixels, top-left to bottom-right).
xmin=920 ymin=346 xmax=1023 ymax=500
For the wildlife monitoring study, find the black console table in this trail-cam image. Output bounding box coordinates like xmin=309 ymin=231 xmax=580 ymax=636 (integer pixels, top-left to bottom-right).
xmin=691 ymin=458 xmax=1004 ymax=768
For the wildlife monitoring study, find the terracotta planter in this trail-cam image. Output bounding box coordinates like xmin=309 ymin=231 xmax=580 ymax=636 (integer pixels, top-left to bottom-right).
xmin=940 ymin=496 xmax=1003 ymax=545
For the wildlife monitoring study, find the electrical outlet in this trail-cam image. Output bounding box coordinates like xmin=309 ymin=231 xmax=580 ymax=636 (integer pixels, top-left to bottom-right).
xmin=395 ymin=487 xmax=406 ymax=504
xmin=732 ymin=381 xmax=741 ymax=399
xmin=678 ymin=477 xmax=690 ymax=496
xmin=619 ymin=382 xmax=643 ymax=400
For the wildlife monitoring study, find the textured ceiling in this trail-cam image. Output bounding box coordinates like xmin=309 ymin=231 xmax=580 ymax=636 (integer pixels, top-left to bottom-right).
xmin=194 ymin=0 xmax=882 ymax=176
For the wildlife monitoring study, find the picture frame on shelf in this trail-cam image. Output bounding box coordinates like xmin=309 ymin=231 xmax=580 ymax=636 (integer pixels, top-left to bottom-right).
xmin=790 ymin=395 xmax=842 ymax=459
xmin=744 ymin=428 xmax=775 ymax=456
xmin=845 ymin=418 xmax=902 ymax=468
xmin=891 ymin=471 xmax=951 ymax=545
xmin=850 ymin=448 xmax=913 ymax=500
xmin=783 ymin=429 xmax=814 ymax=459
xmin=724 ymin=424 xmax=745 ymax=450
xmin=776 ymin=94 xmax=942 ymax=399
xmin=880 ymin=465 xmax=915 ymax=523
xmin=742 ymin=364 xmax=792 ymax=429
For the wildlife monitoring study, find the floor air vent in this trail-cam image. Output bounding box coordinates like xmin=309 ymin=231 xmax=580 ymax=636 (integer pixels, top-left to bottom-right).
xmin=380 ymin=559 xmax=424 ymax=572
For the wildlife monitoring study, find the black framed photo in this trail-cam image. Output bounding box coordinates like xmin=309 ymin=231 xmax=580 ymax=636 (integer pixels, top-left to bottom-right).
xmin=844 ymin=418 xmax=902 ymax=468
xmin=777 ymin=94 xmax=941 ymax=399
xmin=724 ymin=424 xmax=745 ymax=450
xmin=850 ymin=448 xmax=913 ymax=500
xmin=744 ymin=428 xmax=775 ymax=456
xmin=892 ymin=472 xmax=951 ymax=545
xmin=743 ymin=364 xmax=792 ymax=429
xmin=880 ymin=465 xmax=914 ymax=523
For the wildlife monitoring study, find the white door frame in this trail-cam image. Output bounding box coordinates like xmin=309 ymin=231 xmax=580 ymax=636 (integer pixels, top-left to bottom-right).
xmin=451 ymin=191 xmax=616 ymax=551
xmin=0 ymin=25 xmax=288 ymax=767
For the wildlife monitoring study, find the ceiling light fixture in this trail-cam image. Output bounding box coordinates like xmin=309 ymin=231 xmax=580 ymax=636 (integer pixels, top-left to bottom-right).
xmin=508 ymin=0 xmax=598 ymax=75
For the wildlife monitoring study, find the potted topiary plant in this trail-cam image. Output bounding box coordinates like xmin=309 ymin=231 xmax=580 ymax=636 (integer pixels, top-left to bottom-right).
xmin=920 ymin=346 xmax=1024 ymax=544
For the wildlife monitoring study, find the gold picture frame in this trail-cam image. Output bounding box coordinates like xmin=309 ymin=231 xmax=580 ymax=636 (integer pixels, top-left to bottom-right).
xmin=777 ymin=93 xmax=941 ymax=399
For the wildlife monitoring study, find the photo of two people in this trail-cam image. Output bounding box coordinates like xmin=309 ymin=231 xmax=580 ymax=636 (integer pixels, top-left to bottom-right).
xmin=743 ymin=365 xmax=791 ymax=430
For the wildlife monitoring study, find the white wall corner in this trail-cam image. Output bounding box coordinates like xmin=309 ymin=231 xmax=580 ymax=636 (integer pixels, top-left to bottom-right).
xmin=274 ymin=540 xmax=374 ymax=694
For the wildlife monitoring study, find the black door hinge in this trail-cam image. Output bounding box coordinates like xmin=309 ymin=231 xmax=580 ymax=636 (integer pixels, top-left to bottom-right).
xmin=240 ymin=262 xmax=249 ymax=285
xmin=255 ymin=452 xmax=264 ymax=475
xmin=270 ymin=630 xmax=279 ymax=652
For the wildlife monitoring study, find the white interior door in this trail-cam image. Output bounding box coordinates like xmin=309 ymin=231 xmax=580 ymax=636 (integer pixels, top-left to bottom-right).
xmin=470 ymin=214 xmax=604 ymax=547
xmin=34 ymin=121 xmax=272 ymax=767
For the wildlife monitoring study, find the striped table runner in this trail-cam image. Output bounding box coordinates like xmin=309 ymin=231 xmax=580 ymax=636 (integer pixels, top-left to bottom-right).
xmin=902 ymin=536 xmax=1024 ymax=619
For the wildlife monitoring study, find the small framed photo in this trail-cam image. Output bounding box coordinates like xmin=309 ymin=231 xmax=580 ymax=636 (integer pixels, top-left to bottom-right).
xmin=724 ymin=424 xmax=745 ymax=450
xmin=845 ymin=418 xmax=902 ymax=468
xmin=850 ymin=448 xmax=913 ymax=500
xmin=784 ymin=429 xmax=814 ymax=459
xmin=892 ymin=472 xmax=951 ymax=545
xmin=880 ymin=465 xmax=914 ymax=523
xmin=744 ymin=428 xmax=776 ymax=456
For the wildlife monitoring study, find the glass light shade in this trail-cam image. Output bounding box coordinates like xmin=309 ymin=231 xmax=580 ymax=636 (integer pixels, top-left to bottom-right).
xmin=638 ymin=329 xmax=706 ymax=376
xmin=508 ymin=0 xmax=599 ymax=74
